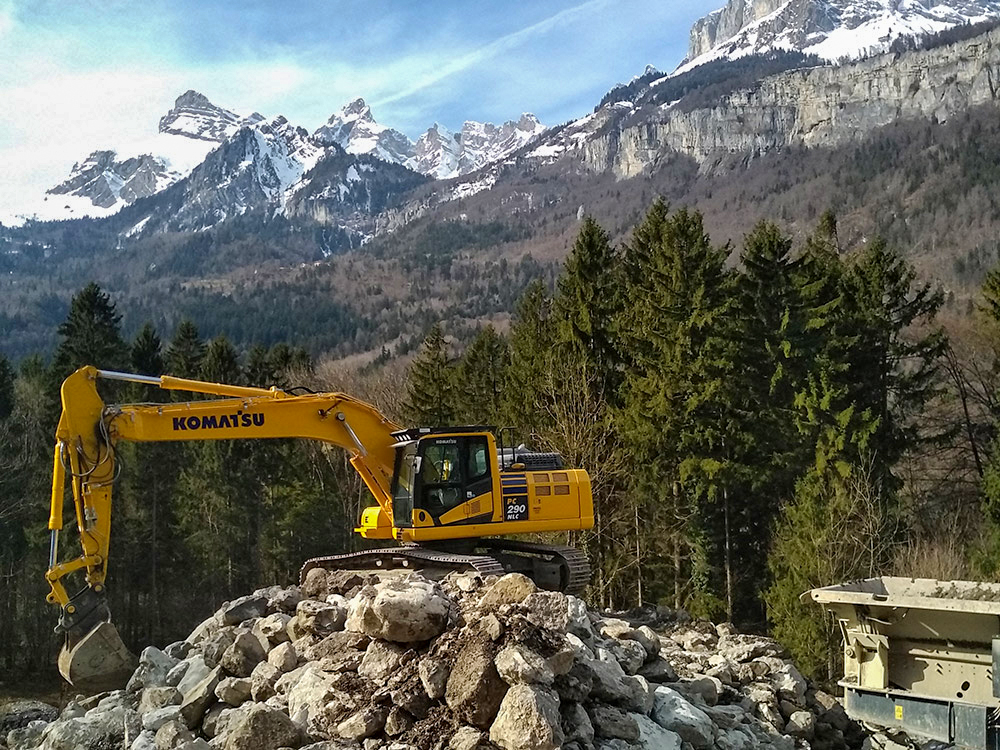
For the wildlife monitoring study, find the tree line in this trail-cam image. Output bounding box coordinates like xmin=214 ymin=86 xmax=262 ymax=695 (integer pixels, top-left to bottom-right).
xmin=5 ymin=197 xmax=1000 ymax=685
xmin=403 ymin=200 xmax=1000 ymax=680
xmin=0 ymin=286 xmax=364 ymax=681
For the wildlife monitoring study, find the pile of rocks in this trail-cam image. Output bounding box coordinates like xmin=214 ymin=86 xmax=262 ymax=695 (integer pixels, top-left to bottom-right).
xmin=4 ymin=570 xmax=866 ymax=750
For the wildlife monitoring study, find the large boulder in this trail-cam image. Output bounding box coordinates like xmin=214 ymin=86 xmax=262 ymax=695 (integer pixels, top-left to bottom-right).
xmin=488 ymin=685 xmax=563 ymax=750
xmin=650 ymin=686 xmax=716 ymax=749
xmin=445 ymin=639 xmax=508 ymax=729
xmin=345 ymin=578 xmax=451 ymax=643
xmin=127 ymin=647 xmax=178 ymax=692
xmin=479 ymin=574 xmax=537 ymax=609
xmin=494 ymin=643 xmax=554 ymax=686
xmin=223 ymin=704 xmax=300 ymax=750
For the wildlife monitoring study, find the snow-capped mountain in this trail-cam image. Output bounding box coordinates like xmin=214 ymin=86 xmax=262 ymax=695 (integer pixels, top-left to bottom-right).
xmin=683 ymin=0 xmax=1000 ymax=71
xmin=36 ymin=91 xmax=256 ymax=223
xmin=313 ymin=98 xmax=415 ymax=164
xmin=19 ymin=92 xmax=547 ymax=227
xmin=315 ymin=98 xmax=547 ymax=180
xmin=409 ymin=124 xmax=462 ymax=180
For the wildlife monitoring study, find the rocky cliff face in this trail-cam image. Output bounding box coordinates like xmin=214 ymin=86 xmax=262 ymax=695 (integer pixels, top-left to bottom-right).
xmin=685 ymin=0 xmax=1000 ymax=68
xmin=577 ymin=25 xmax=1000 ymax=178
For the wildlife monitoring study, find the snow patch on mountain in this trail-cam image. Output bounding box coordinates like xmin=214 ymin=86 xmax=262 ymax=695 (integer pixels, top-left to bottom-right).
xmin=313 ymin=98 xmax=415 ymax=165
xmin=679 ymin=0 xmax=1000 ymax=73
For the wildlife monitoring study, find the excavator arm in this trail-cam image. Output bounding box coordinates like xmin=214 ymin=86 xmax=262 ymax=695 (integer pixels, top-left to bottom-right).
xmin=46 ymin=366 xmax=401 ymax=690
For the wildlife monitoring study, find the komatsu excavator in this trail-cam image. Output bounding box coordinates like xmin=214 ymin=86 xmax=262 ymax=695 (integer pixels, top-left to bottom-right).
xmin=45 ymin=366 xmax=594 ymax=691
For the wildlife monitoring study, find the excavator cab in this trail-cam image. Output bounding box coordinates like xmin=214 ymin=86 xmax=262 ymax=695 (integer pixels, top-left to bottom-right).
xmin=389 ymin=429 xmax=495 ymax=528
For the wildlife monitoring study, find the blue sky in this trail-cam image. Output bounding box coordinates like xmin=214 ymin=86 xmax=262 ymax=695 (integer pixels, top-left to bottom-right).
xmin=0 ymin=0 xmax=720 ymax=212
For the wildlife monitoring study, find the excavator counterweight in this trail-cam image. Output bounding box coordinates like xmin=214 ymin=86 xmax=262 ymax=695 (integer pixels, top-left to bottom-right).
xmin=46 ymin=366 xmax=595 ymax=690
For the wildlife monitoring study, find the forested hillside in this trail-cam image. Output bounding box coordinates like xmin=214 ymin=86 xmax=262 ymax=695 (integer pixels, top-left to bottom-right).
xmin=4 ymin=199 xmax=1000 ymax=687
xmin=5 ymin=103 xmax=1000 ymax=365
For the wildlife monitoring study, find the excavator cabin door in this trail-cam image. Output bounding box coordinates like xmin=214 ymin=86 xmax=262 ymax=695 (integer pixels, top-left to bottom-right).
xmin=392 ymin=434 xmax=495 ymax=528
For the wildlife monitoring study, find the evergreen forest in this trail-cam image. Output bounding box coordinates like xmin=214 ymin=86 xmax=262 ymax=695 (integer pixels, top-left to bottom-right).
xmin=4 ymin=199 xmax=1000 ymax=688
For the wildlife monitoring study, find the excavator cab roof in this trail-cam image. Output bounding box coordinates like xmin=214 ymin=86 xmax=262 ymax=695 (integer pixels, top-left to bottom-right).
xmin=390 ymin=426 xmax=496 ymax=441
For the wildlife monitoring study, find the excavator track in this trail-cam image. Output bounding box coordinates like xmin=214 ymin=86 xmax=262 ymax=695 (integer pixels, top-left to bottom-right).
xmin=299 ymin=546 xmax=507 ymax=584
xmin=300 ymin=540 xmax=590 ymax=595
xmin=474 ymin=540 xmax=591 ymax=596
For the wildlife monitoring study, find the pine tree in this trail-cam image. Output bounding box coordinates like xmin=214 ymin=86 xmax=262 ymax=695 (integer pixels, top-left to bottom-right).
xmin=454 ymin=326 xmax=509 ymax=426
xmin=845 ymin=239 xmax=946 ymax=494
xmin=555 ymin=216 xmax=620 ymax=379
xmin=404 ymin=324 xmax=455 ymax=426
xmin=131 ymin=323 xmax=164 ymax=377
xmin=620 ymin=203 xmax=736 ymax=615
xmin=53 ymin=283 xmax=128 ymax=379
xmin=504 ymin=281 xmax=556 ymax=434
xmin=165 ymin=320 xmax=206 ymax=378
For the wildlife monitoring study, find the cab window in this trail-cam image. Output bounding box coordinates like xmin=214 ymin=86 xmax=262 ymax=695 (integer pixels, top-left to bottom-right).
xmin=420 ymin=440 xmax=464 ymax=515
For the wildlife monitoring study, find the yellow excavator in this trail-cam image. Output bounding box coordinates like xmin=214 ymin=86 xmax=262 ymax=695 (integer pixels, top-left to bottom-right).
xmin=45 ymin=366 xmax=594 ymax=691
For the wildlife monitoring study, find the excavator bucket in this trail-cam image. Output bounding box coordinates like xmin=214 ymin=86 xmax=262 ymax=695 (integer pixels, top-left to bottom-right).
xmin=58 ymin=621 xmax=136 ymax=693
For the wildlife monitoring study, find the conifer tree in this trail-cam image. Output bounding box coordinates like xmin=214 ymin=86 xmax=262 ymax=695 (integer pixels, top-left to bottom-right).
xmin=620 ymin=204 xmax=736 ymax=615
xmin=404 ymin=324 xmax=455 ymax=426
xmin=53 ymin=283 xmax=128 ymax=379
xmin=504 ymin=281 xmax=556 ymax=434
xmin=165 ymin=320 xmax=206 ymax=378
xmin=131 ymin=323 xmax=164 ymax=377
xmin=555 ymin=216 xmax=620 ymax=379
xmin=454 ymin=326 xmax=509 ymax=426
xmin=845 ymin=239 xmax=946 ymax=494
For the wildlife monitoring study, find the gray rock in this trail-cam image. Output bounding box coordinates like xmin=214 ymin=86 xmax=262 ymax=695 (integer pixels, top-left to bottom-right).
xmin=772 ymin=663 xmax=807 ymax=704
xmin=221 ymin=593 xmax=270 ymax=626
xmin=130 ymin=728 xmax=157 ymax=750
xmin=128 ymin=647 xmax=179 ymax=692
xmin=139 ymin=687 xmax=182 ymax=714
xmin=358 ymin=640 xmax=408 ymax=682
xmin=220 ymin=631 xmax=266 ymax=678
xmin=589 ymin=704 xmax=639 ymax=741
xmin=267 ymin=586 xmax=303 ymax=614
xmin=345 ymin=578 xmax=450 ymax=643
xmin=31 ymin=705 xmax=139 ymax=750
xmin=296 ymin=599 xmax=347 ymax=637
xmin=336 ymin=706 xmax=389 ymax=741
xmin=176 ymin=655 xmax=212 ymax=697
xmin=419 ymin=656 xmax=450 ymax=700
xmin=178 ymin=664 xmax=221 ymax=728
xmin=251 ymin=661 xmax=283 ymax=702
xmin=635 ymin=714 xmax=682 ymax=750
xmin=494 ymin=643 xmax=554 ymax=686
xmin=560 ymin=702 xmax=595 ymax=747
xmin=445 ymin=639 xmax=508 ymax=729
xmin=215 ymin=677 xmax=251 ymax=706
xmin=164 ymin=641 xmax=192 ymax=661
xmin=200 ymin=628 xmax=237 ymax=667
xmin=521 ymin=591 xmax=570 ymax=632
xmin=637 ymin=656 xmax=677 ymax=683
xmin=142 ymin=706 xmax=182 ymax=732
xmin=650 ymin=686 xmax=715 ymax=749
xmin=605 ymin=637 xmax=646 ymax=675
xmin=488 ymin=685 xmax=563 ymax=750
xmin=478 ymin=614 xmax=503 ymax=641
xmin=785 ymin=710 xmax=816 ymax=740
xmin=478 ymin=573 xmax=537 ymax=609
xmin=223 ymin=703 xmax=300 ymax=750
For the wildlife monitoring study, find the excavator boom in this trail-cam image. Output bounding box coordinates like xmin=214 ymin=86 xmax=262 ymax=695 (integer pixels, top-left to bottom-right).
xmin=46 ymin=365 xmax=594 ymax=691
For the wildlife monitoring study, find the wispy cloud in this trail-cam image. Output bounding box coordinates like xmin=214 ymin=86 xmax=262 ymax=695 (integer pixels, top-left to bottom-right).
xmin=373 ymin=0 xmax=613 ymax=108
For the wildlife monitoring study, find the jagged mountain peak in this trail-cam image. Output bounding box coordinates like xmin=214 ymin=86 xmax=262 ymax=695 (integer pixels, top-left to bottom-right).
xmin=158 ymin=90 xmax=243 ymax=143
xmin=682 ymin=0 xmax=1000 ymax=70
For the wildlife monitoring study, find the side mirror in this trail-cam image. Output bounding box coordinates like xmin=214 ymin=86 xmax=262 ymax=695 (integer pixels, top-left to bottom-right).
xmin=412 ymin=456 xmax=422 ymax=473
